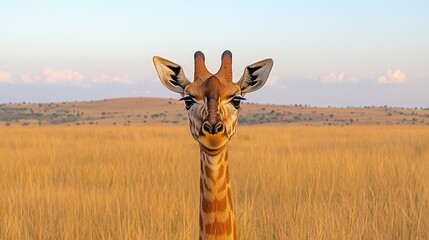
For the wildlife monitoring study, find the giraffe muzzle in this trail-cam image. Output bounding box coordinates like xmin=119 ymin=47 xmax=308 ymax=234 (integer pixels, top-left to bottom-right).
xmin=202 ymin=121 xmax=225 ymax=135
xmin=198 ymin=121 xmax=229 ymax=155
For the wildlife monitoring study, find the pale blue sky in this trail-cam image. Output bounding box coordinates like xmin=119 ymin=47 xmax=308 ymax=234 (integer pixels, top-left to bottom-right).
xmin=0 ymin=1 xmax=428 ymax=107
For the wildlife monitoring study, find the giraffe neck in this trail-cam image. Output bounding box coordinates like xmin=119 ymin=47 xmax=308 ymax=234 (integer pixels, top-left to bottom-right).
xmin=199 ymin=148 xmax=237 ymax=240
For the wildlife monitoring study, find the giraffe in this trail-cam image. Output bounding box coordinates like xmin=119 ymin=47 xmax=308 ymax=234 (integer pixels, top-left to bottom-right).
xmin=153 ymin=50 xmax=273 ymax=239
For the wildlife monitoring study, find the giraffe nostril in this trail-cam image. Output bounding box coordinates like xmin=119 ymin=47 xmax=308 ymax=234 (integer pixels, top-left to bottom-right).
xmin=214 ymin=122 xmax=224 ymax=134
xmin=203 ymin=122 xmax=212 ymax=134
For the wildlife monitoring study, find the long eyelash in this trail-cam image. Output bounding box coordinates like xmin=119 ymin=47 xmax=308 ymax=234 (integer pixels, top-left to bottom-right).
xmin=179 ymin=97 xmax=191 ymax=101
xmin=233 ymin=96 xmax=246 ymax=101
xmin=179 ymin=95 xmax=197 ymax=100
xmin=179 ymin=96 xmax=195 ymax=110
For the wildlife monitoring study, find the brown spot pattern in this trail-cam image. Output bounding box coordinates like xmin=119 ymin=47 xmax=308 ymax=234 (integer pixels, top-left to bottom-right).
xmin=227 ymin=188 xmax=233 ymax=211
xmin=203 ymin=178 xmax=212 ymax=192
xmin=204 ymin=165 xmax=213 ymax=179
xmin=204 ymin=214 xmax=232 ymax=235
xmin=202 ymin=196 xmax=227 ymax=213
xmin=200 ymin=177 xmax=204 ymax=194
xmin=199 ymin=148 xmax=237 ymax=239
xmin=199 ymin=212 xmax=203 ymax=232
xmin=217 ymin=164 xmax=224 ymax=180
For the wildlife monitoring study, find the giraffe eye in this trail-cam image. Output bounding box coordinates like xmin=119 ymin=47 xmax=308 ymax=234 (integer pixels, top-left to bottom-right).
xmin=231 ymin=96 xmax=246 ymax=109
xmin=180 ymin=96 xmax=195 ymax=110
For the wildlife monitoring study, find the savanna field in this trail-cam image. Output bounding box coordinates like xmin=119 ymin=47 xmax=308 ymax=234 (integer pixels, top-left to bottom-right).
xmin=1 ymin=125 xmax=428 ymax=239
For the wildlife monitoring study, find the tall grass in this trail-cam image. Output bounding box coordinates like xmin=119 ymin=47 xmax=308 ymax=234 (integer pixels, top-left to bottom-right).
xmin=1 ymin=126 xmax=428 ymax=239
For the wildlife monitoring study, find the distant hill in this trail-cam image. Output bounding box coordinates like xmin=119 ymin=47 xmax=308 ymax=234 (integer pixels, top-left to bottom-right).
xmin=0 ymin=97 xmax=428 ymax=127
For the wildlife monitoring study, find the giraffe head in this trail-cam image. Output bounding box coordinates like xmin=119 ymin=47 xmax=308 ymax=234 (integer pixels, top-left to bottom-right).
xmin=153 ymin=50 xmax=273 ymax=155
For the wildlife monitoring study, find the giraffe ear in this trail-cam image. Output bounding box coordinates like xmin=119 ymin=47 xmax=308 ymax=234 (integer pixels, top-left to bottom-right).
xmin=153 ymin=56 xmax=190 ymax=96
xmin=237 ymin=59 xmax=273 ymax=95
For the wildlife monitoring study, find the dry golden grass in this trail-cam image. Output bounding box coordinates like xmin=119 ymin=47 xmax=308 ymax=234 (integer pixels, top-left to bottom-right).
xmin=1 ymin=125 xmax=428 ymax=239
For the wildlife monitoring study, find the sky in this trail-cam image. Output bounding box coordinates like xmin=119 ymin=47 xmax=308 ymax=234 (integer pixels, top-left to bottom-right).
xmin=0 ymin=1 xmax=428 ymax=107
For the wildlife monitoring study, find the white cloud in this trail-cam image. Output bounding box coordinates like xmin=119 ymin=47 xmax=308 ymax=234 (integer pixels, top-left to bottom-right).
xmin=377 ymin=69 xmax=407 ymax=84
xmin=0 ymin=70 xmax=14 ymax=83
xmin=92 ymin=74 xmax=134 ymax=84
xmin=1 ymin=69 xmax=136 ymax=87
xmin=43 ymin=67 xmax=89 ymax=87
xmin=321 ymin=73 xmax=360 ymax=84
xmin=265 ymin=75 xmax=287 ymax=89
xmin=20 ymin=72 xmax=40 ymax=84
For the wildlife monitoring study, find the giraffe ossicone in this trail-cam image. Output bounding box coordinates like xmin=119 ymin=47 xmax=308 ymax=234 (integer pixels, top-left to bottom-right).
xmin=153 ymin=50 xmax=273 ymax=239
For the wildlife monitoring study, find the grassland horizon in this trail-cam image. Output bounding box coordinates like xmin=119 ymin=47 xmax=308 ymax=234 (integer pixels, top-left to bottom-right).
xmin=1 ymin=125 xmax=428 ymax=239
xmin=1 ymin=97 xmax=428 ymax=127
